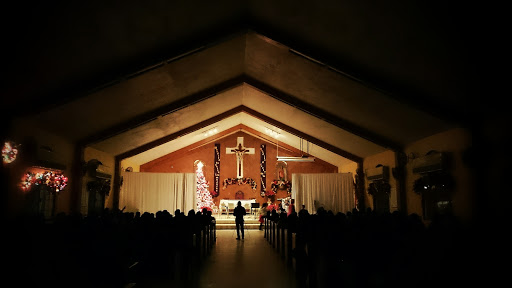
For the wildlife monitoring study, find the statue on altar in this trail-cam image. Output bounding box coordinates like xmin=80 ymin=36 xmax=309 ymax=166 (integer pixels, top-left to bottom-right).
xmin=276 ymin=161 xmax=287 ymax=181
xmin=271 ymin=161 xmax=291 ymax=193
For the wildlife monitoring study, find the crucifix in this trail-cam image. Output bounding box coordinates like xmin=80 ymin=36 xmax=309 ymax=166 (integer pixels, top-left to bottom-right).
xmin=226 ymin=137 xmax=255 ymax=179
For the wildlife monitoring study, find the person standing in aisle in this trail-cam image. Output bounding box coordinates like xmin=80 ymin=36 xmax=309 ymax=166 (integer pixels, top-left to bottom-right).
xmin=233 ymin=200 xmax=246 ymax=239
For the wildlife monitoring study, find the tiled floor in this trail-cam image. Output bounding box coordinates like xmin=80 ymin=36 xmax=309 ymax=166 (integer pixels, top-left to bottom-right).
xmin=135 ymin=229 xmax=298 ymax=288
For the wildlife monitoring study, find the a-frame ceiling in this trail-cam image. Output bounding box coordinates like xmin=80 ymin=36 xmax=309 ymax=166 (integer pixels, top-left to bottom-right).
xmin=4 ymin=1 xmax=484 ymax=123
xmin=10 ymin=32 xmax=459 ymax=168
xmin=4 ymin=2 xmax=489 ymax=168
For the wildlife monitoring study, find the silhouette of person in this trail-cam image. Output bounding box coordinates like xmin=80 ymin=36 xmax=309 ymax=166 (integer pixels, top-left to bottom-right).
xmin=259 ymin=202 xmax=268 ymax=230
xmin=299 ymin=204 xmax=309 ymax=218
xmin=288 ymin=198 xmax=295 ymax=216
xmin=233 ymin=200 xmax=246 ymax=239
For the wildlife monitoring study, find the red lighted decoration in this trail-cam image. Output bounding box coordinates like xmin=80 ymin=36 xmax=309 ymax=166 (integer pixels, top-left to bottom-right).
xmin=2 ymin=141 xmax=18 ymax=164
xmin=20 ymin=171 xmax=68 ymax=193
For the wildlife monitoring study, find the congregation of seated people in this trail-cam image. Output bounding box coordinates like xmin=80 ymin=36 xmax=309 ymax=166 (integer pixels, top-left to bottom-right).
xmin=5 ymin=207 xmax=216 ymax=288
xmin=263 ymin=205 xmax=476 ymax=288
xmin=5 ymin=203 xmax=478 ymax=288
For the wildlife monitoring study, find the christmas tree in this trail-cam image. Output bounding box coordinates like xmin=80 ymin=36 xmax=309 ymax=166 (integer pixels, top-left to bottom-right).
xmin=196 ymin=161 xmax=214 ymax=212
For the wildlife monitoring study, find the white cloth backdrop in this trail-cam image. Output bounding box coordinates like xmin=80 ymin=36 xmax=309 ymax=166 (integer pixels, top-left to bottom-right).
xmin=291 ymin=173 xmax=355 ymax=214
xmin=120 ymin=172 xmax=196 ymax=214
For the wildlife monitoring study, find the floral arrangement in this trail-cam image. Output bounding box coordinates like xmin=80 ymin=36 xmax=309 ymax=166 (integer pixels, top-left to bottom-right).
xmin=2 ymin=141 xmax=18 ymax=164
xmin=265 ymin=190 xmax=276 ymax=197
xmin=20 ymin=171 xmax=68 ymax=193
xmin=267 ymin=204 xmax=278 ymax=211
xmin=270 ymin=179 xmax=291 ymax=193
xmin=223 ymin=177 xmax=257 ymax=190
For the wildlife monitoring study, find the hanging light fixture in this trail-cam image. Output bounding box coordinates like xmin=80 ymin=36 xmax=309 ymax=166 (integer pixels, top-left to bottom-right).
xmin=276 ymin=155 xmax=315 ymax=162
xmin=276 ymin=138 xmax=315 ymax=162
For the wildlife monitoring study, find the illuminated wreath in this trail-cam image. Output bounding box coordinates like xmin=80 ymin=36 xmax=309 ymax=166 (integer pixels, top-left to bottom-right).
xmin=2 ymin=141 xmax=18 ymax=164
xmin=271 ymin=179 xmax=291 ymax=193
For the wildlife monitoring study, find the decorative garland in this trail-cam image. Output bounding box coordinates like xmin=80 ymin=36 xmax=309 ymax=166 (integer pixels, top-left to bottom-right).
xmin=260 ymin=144 xmax=266 ymax=197
xmin=87 ymin=179 xmax=111 ymax=195
xmin=223 ymin=177 xmax=257 ymax=190
xmin=270 ymin=179 xmax=292 ymax=193
xmin=20 ymin=171 xmax=68 ymax=193
xmin=367 ymin=180 xmax=391 ymax=196
xmin=413 ymin=172 xmax=454 ymax=195
xmin=20 ymin=172 xmax=40 ymax=191
xmin=2 ymin=141 xmax=18 ymax=164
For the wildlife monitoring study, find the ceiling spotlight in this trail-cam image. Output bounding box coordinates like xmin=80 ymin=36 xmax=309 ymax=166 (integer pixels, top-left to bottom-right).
xmin=265 ymin=127 xmax=281 ymax=138
xmin=202 ymin=127 xmax=218 ymax=137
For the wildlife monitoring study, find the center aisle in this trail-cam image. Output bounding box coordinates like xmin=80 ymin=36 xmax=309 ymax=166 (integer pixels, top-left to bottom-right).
xmin=135 ymin=229 xmax=298 ymax=288
xmin=198 ymin=229 xmax=297 ymax=288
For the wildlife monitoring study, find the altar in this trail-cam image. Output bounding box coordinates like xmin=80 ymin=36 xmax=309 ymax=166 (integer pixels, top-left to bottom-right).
xmin=219 ymin=199 xmax=256 ymax=214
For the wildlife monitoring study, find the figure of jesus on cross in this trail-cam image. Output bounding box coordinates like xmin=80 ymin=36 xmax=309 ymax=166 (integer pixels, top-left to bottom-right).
xmin=226 ymin=137 xmax=255 ymax=179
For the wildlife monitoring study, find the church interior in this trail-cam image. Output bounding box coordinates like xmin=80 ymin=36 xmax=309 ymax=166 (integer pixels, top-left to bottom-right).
xmin=1 ymin=1 xmax=504 ymax=287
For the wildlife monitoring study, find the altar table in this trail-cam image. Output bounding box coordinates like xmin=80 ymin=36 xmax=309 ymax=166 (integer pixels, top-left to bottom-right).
xmin=219 ymin=199 xmax=256 ymax=213
xmin=220 ymin=199 xmax=256 ymax=207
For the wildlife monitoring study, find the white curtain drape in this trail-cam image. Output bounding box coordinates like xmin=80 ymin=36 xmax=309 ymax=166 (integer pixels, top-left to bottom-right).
xmin=291 ymin=173 xmax=355 ymax=214
xmin=119 ymin=172 xmax=196 ymax=214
